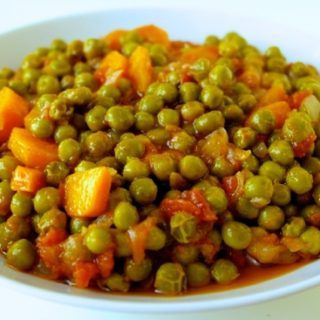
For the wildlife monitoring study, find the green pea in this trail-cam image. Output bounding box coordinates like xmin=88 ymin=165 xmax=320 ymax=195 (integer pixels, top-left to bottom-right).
xmin=268 ymin=140 xmax=294 ymax=166
xmin=233 ymin=127 xmax=257 ymax=149
xmin=187 ymin=262 xmax=211 ymax=288
xmin=103 ymin=273 xmax=130 ymax=292
xmin=58 ymin=138 xmax=81 ymax=165
xmin=154 ymin=263 xmax=186 ymax=293
xmin=84 ymin=225 xmax=112 ymax=254
xmin=54 ymin=125 xmax=77 ymax=143
xmin=242 ymin=154 xmax=259 ymax=173
xmin=33 ymin=187 xmax=60 ymax=215
xmin=49 ymin=98 xmax=72 ymax=121
xmin=258 ymin=161 xmax=286 ymax=182
xmin=282 ymin=217 xmax=306 ymax=237
xmin=62 ymin=234 xmax=92 ymax=265
xmin=138 ymin=94 xmax=164 ymax=114
xmin=170 ymin=211 xmax=198 ymax=244
xmin=169 ymin=131 xmax=195 ymax=153
xmin=114 ymin=138 xmax=145 ymax=164
xmin=302 ymin=157 xmax=320 ymax=175
xmin=22 ymin=68 xmax=42 ymax=87
xmin=9 ymin=79 xmax=28 ymax=95
xmin=30 ymin=117 xmax=54 ymax=138
xmin=74 ymin=72 xmax=97 ymax=90
xmin=105 ymin=106 xmax=134 ymax=132
xmin=155 ymin=83 xmax=178 ymax=104
xmin=7 ymin=239 xmax=36 ymax=271
xmin=70 ymin=217 xmax=90 ymax=234
xmin=83 ymin=38 xmax=104 ymax=59
xmin=181 ymin=101 xmax=205 ymax=122
xmin=179 ymin=155 xmax=208 ymax=181
xmin=286 ymin=166 xmax=313 ymax=195
xmin=60 ymin=87 xmax=93 ymax=106
xmin=211 ymin=259 xmax=239 ymax=284
xmin=123 ymin=158 xmax=150 ymax=181
xmin=74 ymin=160 xmax=96 ymax=173
xmin=129 ymin=177 xmax=157 ymax=204
xmin=157 ymin=108 xmax=180 ymax=127
xmin=203 ymin=186 xmax=227 ymax=213
xmin=5 ymin=215 xmax=31 ymax=242
xmin=301 ymin=205 xmax=320 ymax=225
xmin=193 ymin=111 xmax=225 ymax=135
xmin=145 ymin=226 xmax=167 ymax=251
xmin=267 ymin=57 xmax=286 ymax=73
xmin=37 ymin=75 xmax=60 ymax=94
xmin=173 ymin=245 xmax=199 ymax=265
xmin=66 ymin=40 xmax=84 ymax=60
xmin=0 ymin=67 xmax=14 ymax=79
xmin=47 ymin=59 xmax=71 ymax=77
xmin=0 ymin=155 xmax=19 ymax=180
xmin=222 ymin=220 xmax=252 ymax=249
xmin=204 ymin=35 xmax=219 ymax=46
xmin=300 ymin=226 xmax=320 ymax=255
xmin=179 ymin=82 xmax=201 ymax=102
xmin=249 ymin=109 xmax=275 ymax=134
xmin=190 ymin=58 xmax=212 ymax=81
xmin=113 ymin=231 xmax=132 ymax=257
xmin=10 ymin=192 xmax=33 ymax=217
xmin=135 ymin=111 xmax=155 ymax=132
xmin=271 ymin=183 xmax=291 ymax=206
xmin=0 ymin=180 xmax=14 ymax=215
xmin=85 ymin=131 xmax=113 ymax=159
xmin=244 ymin=175 xmax=273 ymax=208
xmin=209 ymin=65 xmax=233 ymax=89
xmin=258 ymin=206 xmax=285 ymax=231
xmin=236 ymin=196 xmax=259 ymax=219
xmin=125 ymin=258 xmax=152 ymax=282
xmin=108 ymin=188 xmax=132 ymax=210
xmin=211 ymin=157 xmax=235 ymax=178
xmin=147 ymin=128 xmax=170 ymax=146
xmin=38 ymin=208 xmax=67 ymax=233
xmin=200 ymin=85 xmax=224 ymax=109
xmin=238 ymin=93 xmax=257 ymax=112
xmin=150 ymin=153 xmax=177 ymax=181
xmin=113 ymin=201 xmax=139 ymax=230
xmin=51 ymin=39 xmax=67 ymax=51
xmin=252 ymin=141 xmax=269 ymax=159
xmin=61 ymin=75 xmax=74 ymax=90
xmin=44 ymin=161 xmax=69 ymax=185
xmin=74 ymin=62 xmax=91 ymax=75
xmin=22 ymin=54 xmax=43 ymax=69
xmin=97 ymin=156 xmax=120 ymax=171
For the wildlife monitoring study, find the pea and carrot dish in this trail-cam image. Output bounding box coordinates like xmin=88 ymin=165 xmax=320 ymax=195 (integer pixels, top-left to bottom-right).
xmin=0 ymin=24 xmax=320 ymax=295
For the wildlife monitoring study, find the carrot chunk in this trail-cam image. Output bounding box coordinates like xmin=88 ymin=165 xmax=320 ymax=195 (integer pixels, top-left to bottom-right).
xmin=135 ymin=25 xmax=170 ymax=47
xmin=104 ymin=29 xmax=127 ymax=50
xmin=8 ymin=128 xmax=58 ymax=169
xmin=0 ymin=87 xmax=29 ymax=143
xmin=64 ymin=167 xmax=112 ymax=218
xmin=11 ymin=165 xmax=45 ymax=194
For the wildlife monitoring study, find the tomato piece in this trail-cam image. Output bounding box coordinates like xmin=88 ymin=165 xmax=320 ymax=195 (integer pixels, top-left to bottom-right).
xmin=73 ymin=262 xmax=99 ymax=288
xmin=292 ymin=133 xmax=316 ymax=158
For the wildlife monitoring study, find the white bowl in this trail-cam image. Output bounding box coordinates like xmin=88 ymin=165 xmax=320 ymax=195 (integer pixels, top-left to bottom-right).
xmin=0 ymin=4 xmax=320 ymax=314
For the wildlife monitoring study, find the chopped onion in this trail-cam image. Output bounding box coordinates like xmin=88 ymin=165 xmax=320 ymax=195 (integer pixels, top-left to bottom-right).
xmin=300 ymin=94 xmax=320 ymax=121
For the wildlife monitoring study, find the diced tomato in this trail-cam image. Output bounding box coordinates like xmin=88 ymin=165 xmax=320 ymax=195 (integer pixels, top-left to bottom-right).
xmin=290 ymin=90 xmax=312 ymax=109
xmin=96 ymin=249 xmax=114 ymax=278
xmin=227 ymin=249 xmax=247 ymax=268
xmin=38 ymin=228 xmax=67 ymax=246
xmin=292 ymin=133 xmax=316 ymax=158
xmin=73 ymin=262 xmax=99 ymax=288
xmin=222 ymin=176 xmax=238 ymax=203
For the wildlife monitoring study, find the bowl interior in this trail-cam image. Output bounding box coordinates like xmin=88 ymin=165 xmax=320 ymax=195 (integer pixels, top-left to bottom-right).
xmin=0 ymin=5 xmax=320 ymax=313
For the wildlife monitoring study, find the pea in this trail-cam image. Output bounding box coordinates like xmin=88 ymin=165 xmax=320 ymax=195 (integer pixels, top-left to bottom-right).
xmin=10 ymin=192 xmax=33 ymax=217
xmin=145 ymin=226 xmax=167 ymax=251
xmin=74 ymin=62 xmax=91 ymax=75
xmin=209 ymin=65 xmax=233 ymax=89
xmin=114 ymin=138 xmax=145 ymax=164
xmin=58 ymin=138 xmax=81 ymax=165
xmin=66 ymin=40 xmax=84 ymax=59
xmin=303 ymin=157 xmax=320 ymax=174
xmin=47 ymin=58 xmax=71 ymax=77
xmin=271 ymin=183 xmax=291 ymax=206
xmin=200 ymin=85 xmax=224 ymax=109
xmin=113 ymin=231 xmax=132 ymax=257
xmin=105 ymin=106 xmax=134 ymax=132
xmin=70 ymin=217 xmax=90 ymax=234
xmin=186 ymin=262 xmax=211 ymax=288
xmin=242 ymin=154 xmax=259 ymax=173
xmin=157 ymin=108 xmax=180 ymax=127
xmin=173 ymin=245 xmax=199 ymax=265
xmin=109 ymin=188 xmax=132 ymax=210
xmin=129 ymin=177 xmax=157 ymax=205
xmin=83 ymin=225 xmax=112 ymax=254
xmin=62 ymin=234 xmax=92 ymax=265
xmin=190 ymin=58 xmax=212 ymax=81
xmin=44 ymin=161 xmax=69 ymax=185
xmin=169 ymin=131 xmax=195 ymax=153
xmin=49 ymin=98 xmax=72 ymax=121
xmin=54 ymin=125 xmax=77 ymax=143
xmin=125 ymin=258 xmax=152 ymax=282
xmin=154 ymin=263 xmax=186 ymax=293
xmin=147 ymin=128 xmax=170 ymax=146
xmin=83 ymin=38 xmax=104 ymax=59
xmin=204 ymin=35 xmax=219 ymax=46
xmin=0 ymin=180 xmax=14 ymax=215
xmin=236 ymin=196 xmax=259 ymax=219
xmin=211 ymin=259 xmax=239 ymax=284
xmin=5 ymin=216 xmax=31 ymax=243
xmin=268 ymin=140 xmax=294 ymax=166
xmin=113 ymin=201 xmax=139 ymax=230
xmin=181 ymin=101 xmax=205 ymax=122
xmin=149 ymin=153 xmax=176 ymax=181
xmin=178 ymin=155 xmax=208 ymax=181
xmin=233 ymin=127 xmax=257 ymax=149
xmin=138 ymin=94 xmax=164 ymax=114
xmin=50 ymin=39 xmax=67 ymax=51
xmin=123 ymin=158 xmax=150 ymax=181
xmin=135 ymin=111 xmax=155 ymax=132
xmin=170 ymin=211 xmax=198 ymax=244
xmin=222 ymin=220 xmax=252 ymax=249
xmin=258 ymin=161 xmax=286 ymax=182
xmin=286 ymin=166 xmax=313 ymax=195
xmin=0 ymin=155 xmax=19 ymax=180
xmin=60 ymin=87 xmax=93 ymax=106
xmin=249 ymin=109 xmax=275 ymax=134
xmin=267 ymin=57 xmax=286 ymax=73
xmin=97 ymin=156 xmax=120 ymax=171
xmin=300 ymin=226 xmax=320 ymax=255
xmin=30 ymin=117 xmax=54 ymax=138
xmin=118 ymin=78 xmax=132 ymax=93
xmin=9 ymin=79 xmax=28 ymax=95
xmin=244 ymin=175 xmax=273 ymax=208
xmin=103 ymin=273 xmax=130 ymax=292
xmin=37 ymin=75 xmax=60 ymax=94
xmin=0 ymin=67 xmax=14 ymax=79
xmin=211 ymin=157 xmax=235 ymax=178
xmin=238 ymin=93 xmax=257 ymax=112
xmin=22 ymin=54 xmax=43 ymax=69
xmin=179 ymin=82 xmax=201 ymax=102
xmin=7 ymin=239 xmax=36 ymax=271
xmin=258 ymin=206 xmax=285 ymax=231
xmin=155 ymin=83 xmax=178 ymax=103
xmin=85 ymin=131 xmax=113 ymax=159
xmin=74 ymin=72 xmax=97 ymax=90
xmin=193 ymin=111 xmax=225 ymax=135
xmin=33 ymin=187 xmax=60 ymax=215
xmin=60 ymin=75 xmax=74 ymax=90
xmin=0 ymin=79 xmax=8 ymax=89
xmin=22 ymin=68 xmax=42 ymax=87
xmin=282 ymin=217 xmax=306 ymax=237
xmin=38 ymin=208 xmax=67 ymax=233
xmin=202 ymin=186 xmax=227 ymax=214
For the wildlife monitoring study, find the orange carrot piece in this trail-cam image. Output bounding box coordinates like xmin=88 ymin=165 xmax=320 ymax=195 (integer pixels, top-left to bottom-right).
xmin=129 ymin=46 xmax=153 ymax=94
xmin=8 ymin=128 xmax=58 ymax=169
xmin=289 ymin=90 xmax=312 ymax=109
xmin=179 ymin=46 xmax=218 ymax=64
xmin=100 ymin=51 xmax=129 ymax=73
xmin=0 ymin=87 xmax=29 ymax=143
xmin=258 ymin=86 xmax=288 ymax=107
xmin=238 ymin=67 xmax=261 ymax=89
xmin=64 ymin=167 xmax=112 ymax=218
xmin=73 ymin=262 xmax=99 ymax=288
xmin=11 ymin=165 xmax=45 ymax=194
xmin=24 ymin=108 xmax=40 ymax=131
xmin=104 ymin=29 xmax=127 ymax=50
xmin=135 ymin=24 xmax=170 ymax=47
xmin=96 ymin=249 xmax=114 ymax=278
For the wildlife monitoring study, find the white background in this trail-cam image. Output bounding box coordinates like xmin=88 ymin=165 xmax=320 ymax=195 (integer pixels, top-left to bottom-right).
xmin=0 ymin=0 xmax=320 ymax=319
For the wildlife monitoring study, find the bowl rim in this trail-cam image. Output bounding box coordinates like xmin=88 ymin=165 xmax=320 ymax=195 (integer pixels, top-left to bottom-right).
xmin=0 ymin=5 xmax=320 ymax=313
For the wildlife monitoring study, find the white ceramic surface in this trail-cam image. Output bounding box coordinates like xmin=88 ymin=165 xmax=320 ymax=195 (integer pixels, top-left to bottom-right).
xmin=0 ymin=4 xmax=320 ymax=314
